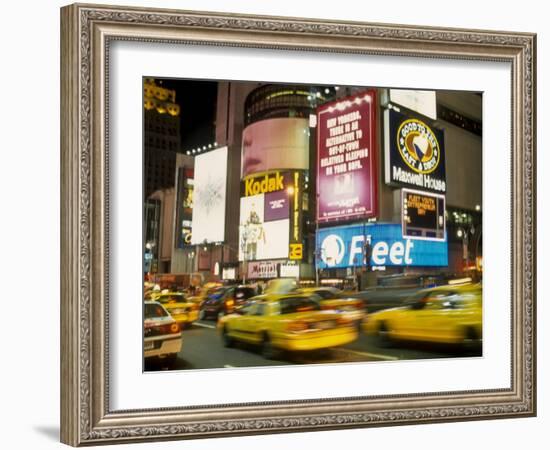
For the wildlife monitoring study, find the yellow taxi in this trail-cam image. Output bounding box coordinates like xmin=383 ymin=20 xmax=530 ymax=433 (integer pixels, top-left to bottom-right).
xmin=217 ymin=293 xmax=358 ymax=359
xmin=298 ymin=287 xmax=366 ymax=327
xmin=148 ymin=291 xmax=199 ymax=328
xmin=363 ymin=284 xmax=482 ymax=347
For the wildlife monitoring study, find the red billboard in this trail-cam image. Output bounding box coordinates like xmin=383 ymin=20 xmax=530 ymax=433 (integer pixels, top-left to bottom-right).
xmin=316 ymin=90 xmax=377 ymax=222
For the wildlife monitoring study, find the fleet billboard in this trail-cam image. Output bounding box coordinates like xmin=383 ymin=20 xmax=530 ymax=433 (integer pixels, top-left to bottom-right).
xmin=384 ymin=108 xmax=446 ymax=193
xmin=241 ymin=117 xmax=309 ymax=177
xmin=191 ymin=147 xmax=228 ymax=244
xmin=316 ymin=91 xmax=378 ymax=222
xmin=316 ymin=223 xmax=448 ymax=269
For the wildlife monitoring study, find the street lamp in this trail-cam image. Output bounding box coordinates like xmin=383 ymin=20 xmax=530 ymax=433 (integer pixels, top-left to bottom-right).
xmin=456 ymin=225 xmax=475 ymax=271
xmin=241 ymin=232 xmax=248 ymax=285
xmin=145 ymin=241 xmax=156 ymax=275
xmin=314 ymin=247 xmax=324 ymax=287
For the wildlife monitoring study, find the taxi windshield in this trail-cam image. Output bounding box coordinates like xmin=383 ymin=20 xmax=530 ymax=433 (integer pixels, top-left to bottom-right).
xmin=279 ymin=297 xmax=321 ymax=315
xmin=144 ymin=303 xmax=169 ymax=318
xmin=314 ymin=289 xmax=343 ymax=300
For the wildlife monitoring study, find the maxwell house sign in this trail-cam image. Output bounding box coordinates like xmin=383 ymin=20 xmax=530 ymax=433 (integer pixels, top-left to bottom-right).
xmin=316 ymin=223 xmax=448 ymax=269
xmin=384 ymin=109 xmax=446 ymax=193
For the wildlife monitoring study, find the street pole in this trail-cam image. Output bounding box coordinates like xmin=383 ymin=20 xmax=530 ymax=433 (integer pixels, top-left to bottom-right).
xmin=220 ymin=243 xmax=224 ymax=282
xmin=315 ymin=217 xmax=319 ymax=286
xmin=315 ymin=193 xmax=320 ymax=286
xmin=457 ymin=226 xmax=472 ymax=272
xmin=242 ymin=233 xmax=247 ymax=285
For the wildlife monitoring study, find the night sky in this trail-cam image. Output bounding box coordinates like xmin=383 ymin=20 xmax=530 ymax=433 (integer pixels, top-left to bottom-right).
xmin=156 ymin=78 xmax=218 ymax=152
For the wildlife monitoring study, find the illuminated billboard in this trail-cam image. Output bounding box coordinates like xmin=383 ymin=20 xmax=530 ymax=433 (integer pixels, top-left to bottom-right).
xmin=238 ymin=194 xmax=289 ymax=261
xmin=241 ymin=118 xmax=309 ymax=177
xmin=402 ymin=188 xmax=446 ymax=241
xmin=191 ymin=147 xmax=228 ymax=244
xmin=238 ymin=170 xmax=305 ymax=261
xmin=389 ymin=89 xmax=437 ymax=119
xmin=316 ymin=223 xmax=448 ymax=269
xmin=384 ymin=108 xmax=446 ymax=193
xmin=316 ymin=91 xmax=378 ymax=222
xmin=247 ymin=260 xmax=280 ymax=279
xmin=175 ymin=167 xmax=194 ymax=248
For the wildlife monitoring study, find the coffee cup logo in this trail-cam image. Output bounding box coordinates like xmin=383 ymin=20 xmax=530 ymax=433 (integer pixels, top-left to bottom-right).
xmin=397 ymin=119 xmax=440 ymax=174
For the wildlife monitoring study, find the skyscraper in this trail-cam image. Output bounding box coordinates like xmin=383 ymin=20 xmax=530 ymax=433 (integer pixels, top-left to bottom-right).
xmin=143 ymin=78 xmax=181 ymax=197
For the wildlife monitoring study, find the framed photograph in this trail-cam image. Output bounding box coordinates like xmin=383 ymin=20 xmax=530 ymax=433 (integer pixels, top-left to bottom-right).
xmin=60 ymin=3 xmax=536 ymax=446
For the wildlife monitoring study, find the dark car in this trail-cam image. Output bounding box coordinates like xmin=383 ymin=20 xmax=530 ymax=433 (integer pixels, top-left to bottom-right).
xmin=199 ymin=286 xmax=257 ymax=320
xmin=349 ymin=274 xmax=465 ymax=313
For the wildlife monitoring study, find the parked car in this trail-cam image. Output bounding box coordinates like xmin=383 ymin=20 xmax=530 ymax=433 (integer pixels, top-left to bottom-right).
xmin=199 ymin=285 xmax=257 ymax=320
xmin=217 ymin=293 xmax=358 ymax=359
xmin=144 ymin=301 xmax=182 ymax=364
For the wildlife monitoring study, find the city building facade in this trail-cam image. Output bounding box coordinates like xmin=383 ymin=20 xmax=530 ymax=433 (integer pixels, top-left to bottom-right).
xmin=144 ymin=81 xmax=483 ymax=289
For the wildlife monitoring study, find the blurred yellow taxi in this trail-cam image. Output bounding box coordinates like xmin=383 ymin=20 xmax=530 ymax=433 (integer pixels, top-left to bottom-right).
xmin=218 ymin=293 xmax=358 ymax=359
xmin=363 ymin=284 xmax=482 ymax=347
xmin=148 ymin=291 xmax=199 ymax=328
xmin=298 ymin=287 xmax=366 ymax=326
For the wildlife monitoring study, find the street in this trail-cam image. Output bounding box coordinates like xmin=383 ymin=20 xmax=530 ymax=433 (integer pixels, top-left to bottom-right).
xmin=145 ymin=319 xmax=481 ymax=371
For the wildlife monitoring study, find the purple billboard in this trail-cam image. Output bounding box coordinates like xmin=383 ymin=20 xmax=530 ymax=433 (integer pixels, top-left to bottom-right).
xmin=316 ymin=91 xmax=378 ymax=222
xmin=264 ymin=190 xmax=289 ymax=221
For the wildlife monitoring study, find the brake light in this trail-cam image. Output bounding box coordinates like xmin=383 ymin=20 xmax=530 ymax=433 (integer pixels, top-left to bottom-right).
xmin=287 ymin=321 xmax=309 ymax=332
xmin=159 ymin=323 xmax=180 ymax=334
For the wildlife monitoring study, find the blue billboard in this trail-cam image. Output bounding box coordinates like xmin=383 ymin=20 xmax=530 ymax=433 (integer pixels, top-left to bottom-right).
xmin=316 ymin=223 xmax=447 ymax=269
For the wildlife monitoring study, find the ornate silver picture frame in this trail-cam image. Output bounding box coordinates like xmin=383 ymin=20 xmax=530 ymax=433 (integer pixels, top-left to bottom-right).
xmin=60 ymin=3 xmax=536 ymax=446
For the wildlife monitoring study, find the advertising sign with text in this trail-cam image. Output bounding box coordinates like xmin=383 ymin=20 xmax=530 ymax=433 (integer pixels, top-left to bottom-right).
xmin=239 ymin=190 xmax=290 ymax=262
xmin=175 ymin=167 xmax=194 ymax=248
xmin=402 ymin=188 xmax=446 ymax=241
xmin=317 ymin=91 xmax=377 ymax=222
xmin=316 ymin=223 xmax=447 ymax=269
xmin=247 ymin=260 xmax=280 ymax=279
xmin=384 ymin=109 xmax=446 ymax=193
